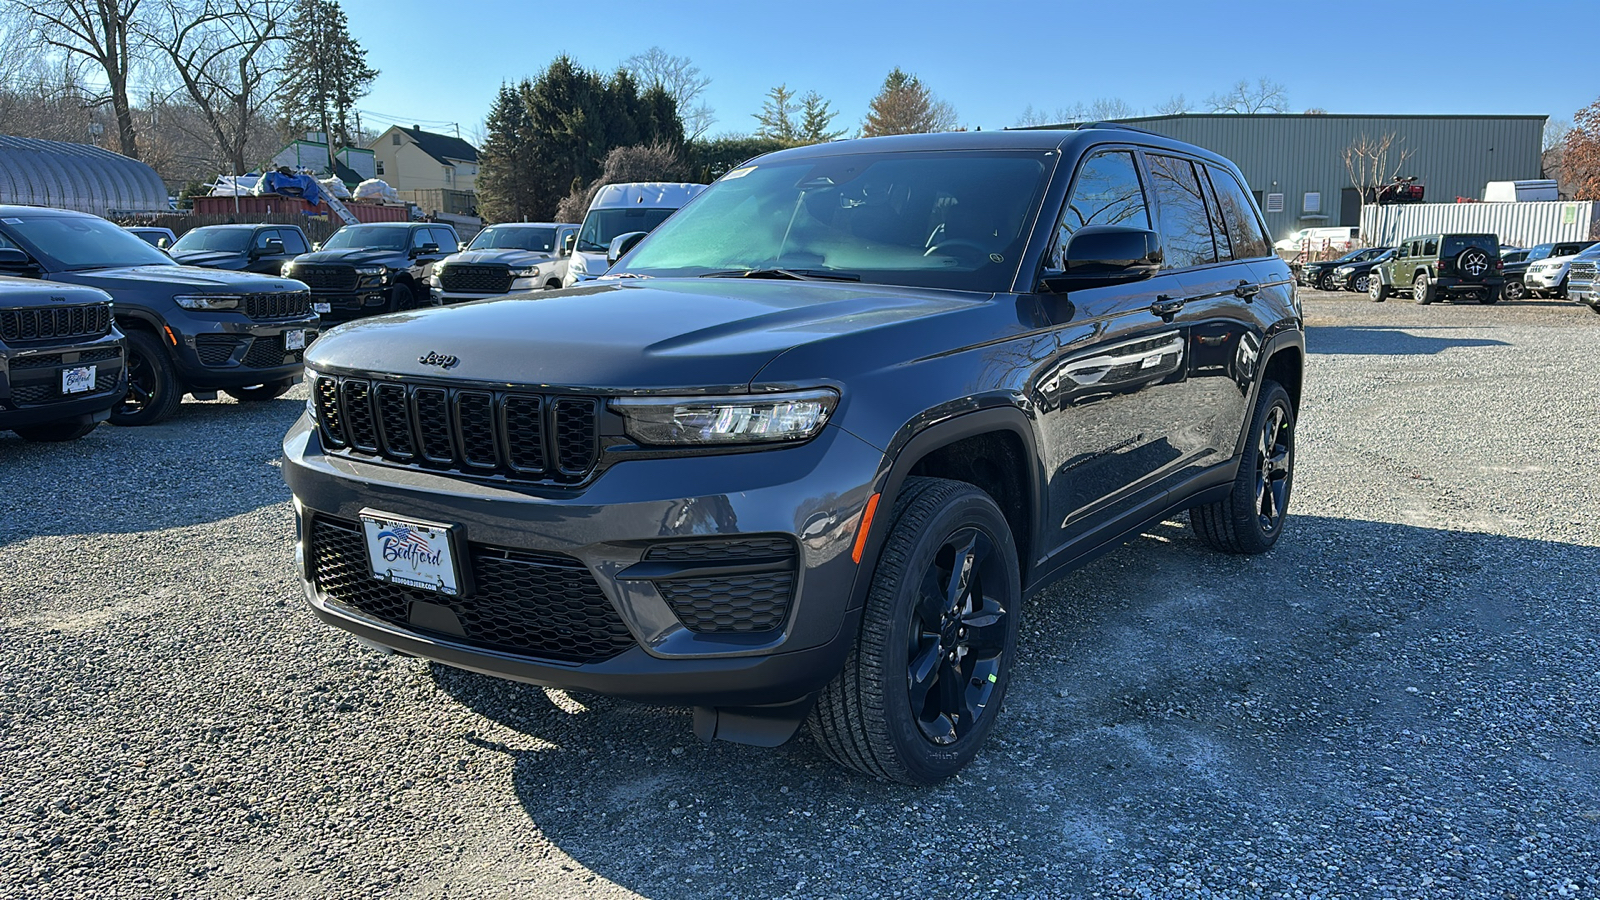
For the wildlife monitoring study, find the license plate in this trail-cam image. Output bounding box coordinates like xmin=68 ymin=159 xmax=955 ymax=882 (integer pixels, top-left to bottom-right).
xmin=313 ymin=302 xmax=331 ymax=314
xmin=360 ymin=512 xmax=461 ymax=596
xmin=61 ymin=365 xmax=95 ymax=394
xmin=285 ymin=330 xmax=306 ymax=351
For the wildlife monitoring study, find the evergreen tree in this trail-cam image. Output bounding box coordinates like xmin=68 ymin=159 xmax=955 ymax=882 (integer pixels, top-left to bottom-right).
xmin=861 ymin=68 xmax=958 ymax=137
xmin=798 ymin=91 xmax=844 ymax=144
xmin=475 ymin=82 xmax=539 ymax=223
xmin=278 ymin=0 xmax=377 ymax=163
xmin=753 ymin=84 xmax=799 ymax=143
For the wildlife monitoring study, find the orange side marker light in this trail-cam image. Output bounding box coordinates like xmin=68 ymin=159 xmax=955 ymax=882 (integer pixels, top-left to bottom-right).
xmin=851 ymin=492 xmax=882 ymax=565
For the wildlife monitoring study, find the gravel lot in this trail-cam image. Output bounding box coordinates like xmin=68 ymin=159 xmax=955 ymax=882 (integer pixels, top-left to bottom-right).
xmin=3 ymin=292 xmax=1598 ymax=899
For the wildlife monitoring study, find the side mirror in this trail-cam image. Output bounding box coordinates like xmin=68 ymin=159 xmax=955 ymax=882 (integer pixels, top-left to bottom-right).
xmin=607 ymin=231 xmax=648 ymax=266
xmin=415 ymin=242 xmax=440 ymax=257
xmin=1040 ymin=226 xmax=1162 ymax=294
xmin=563 ymin=233 xmax=577 ymax=255
xmin=311 ymin=242 xmax=322 ymax=252
xmin=0 ymin=247 xmax=35 ymax=270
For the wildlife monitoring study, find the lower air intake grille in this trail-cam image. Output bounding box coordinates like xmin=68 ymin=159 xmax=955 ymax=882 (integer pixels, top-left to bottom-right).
xmin=644 ymin=537 xmax=798 ymax=634
xmin=310 ymin=516 xmax=634 ymax=663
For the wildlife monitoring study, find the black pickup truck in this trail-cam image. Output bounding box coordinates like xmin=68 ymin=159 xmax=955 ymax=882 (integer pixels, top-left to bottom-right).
xmin=170 ymin=224 xmax=311 ymax=275
xmin=282 ymin=222 xmax=460 ymax=322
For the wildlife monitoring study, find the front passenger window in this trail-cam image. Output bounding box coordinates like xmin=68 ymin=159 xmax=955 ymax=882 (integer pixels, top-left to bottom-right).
xmin=1053 ymin=150 xmax=1150 ymax=266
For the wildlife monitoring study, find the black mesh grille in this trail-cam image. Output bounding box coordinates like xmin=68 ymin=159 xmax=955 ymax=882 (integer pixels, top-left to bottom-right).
xmin=243 ymin=291 xmax=313 ymax=320
xmin=8 ymin=366 xmax=121 ymax=406
xmin=315 ymin=375 xmax=599 ymax=484
xmin=242 ymin=335 xmax=301 ymax=368
xmin=294 ymin=265 xmax=357 ymax=292
xmin=554 ymin=398 xmax=599 ymax=475
xmin=310 ymin=517 xmax=634 ymax=664
xmin=657 ymin=572 xmax=796 ymax=634
xmin=0 ymin=304 xmax=112 ymax=343
xmin=644 ymin=537 xmax=797 ymax=634
xmin=195 ymin=335 xmax=245 ymax=366
xmin=439 ymin=265 xmax=513 ymax=294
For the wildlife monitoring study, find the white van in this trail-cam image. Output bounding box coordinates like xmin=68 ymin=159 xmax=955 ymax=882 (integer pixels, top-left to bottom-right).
xmin=562 ymin=182 xmax=707 ymax=287
xmin=1273 ymin=226 xmax=1360 ymax=254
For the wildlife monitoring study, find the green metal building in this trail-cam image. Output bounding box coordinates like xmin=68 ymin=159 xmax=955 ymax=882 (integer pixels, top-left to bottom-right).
xmin=1016 ymin=114 xmax=1546 ymax=243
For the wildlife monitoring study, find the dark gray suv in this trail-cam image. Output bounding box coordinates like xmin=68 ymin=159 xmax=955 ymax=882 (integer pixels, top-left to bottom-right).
xmin=284 ymin=128 xmax=1305 ymax=783
xmin=0 ymin=207 xmax=317 ymax=425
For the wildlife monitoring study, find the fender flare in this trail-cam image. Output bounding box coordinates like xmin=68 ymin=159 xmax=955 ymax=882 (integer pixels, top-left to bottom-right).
xmin=1229 ymin=327 xmax=1306 ymax=459
xmin=846 ymin=404 xmax=1047 ymax=610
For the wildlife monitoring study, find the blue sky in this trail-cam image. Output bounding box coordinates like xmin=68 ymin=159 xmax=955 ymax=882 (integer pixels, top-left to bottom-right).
xmin=346 ymin=0 xmax=1594 ymax=143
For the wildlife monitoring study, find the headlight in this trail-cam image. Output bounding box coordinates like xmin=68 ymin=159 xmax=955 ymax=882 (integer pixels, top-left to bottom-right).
xmin=280 ymin=262 xmax=296 ymax=276
xmin=569 ymin=256 xmax=588 ymax=275
xmin=510 ymin=265 xmax=541 ymax=278
xmin=614 ymin=389 xmax=838 ymax=446
xmin=1334 ymin=267 xmax=1351 ymax=275
xmin=173 ymin=293 xmax=242 ymax=310
xmin=304 ymin=367 xmax=319 ymax=418
xmin=356 ymin=265 xmax=387 ymax=276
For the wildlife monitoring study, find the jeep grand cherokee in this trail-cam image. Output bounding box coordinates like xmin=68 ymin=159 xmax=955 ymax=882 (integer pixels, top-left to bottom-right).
xmin=284 ymin=128 xmax=1305 ymax=784
xmin=0 ymin=276 xmax=126 ymax=441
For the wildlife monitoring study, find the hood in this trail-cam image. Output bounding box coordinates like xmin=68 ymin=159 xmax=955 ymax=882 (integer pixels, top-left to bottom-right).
xmin=307 ymin=278 xmax=985 ymax=391
xmin=440 ymin=249 xmax=556 ymax=268
xmin=59 ymin=265 xmax=305 ymax=293
xmin=294 ymin=248 xmax=407 ymax=267
xmin=170 ymin=250 xmax=248 ymax=269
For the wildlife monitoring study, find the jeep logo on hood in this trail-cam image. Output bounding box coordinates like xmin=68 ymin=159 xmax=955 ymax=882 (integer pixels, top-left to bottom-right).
xmin=418 ymin=351 xmax=460 ymax=370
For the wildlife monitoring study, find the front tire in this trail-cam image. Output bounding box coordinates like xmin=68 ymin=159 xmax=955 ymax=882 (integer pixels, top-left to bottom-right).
xmin=1369 ymin=277 xmax=1389 ymax=302
xmin=1317 ymin=272 xmax=1335 ymax=291
xmin=109 ymin=329 xmax=183 ymax=427
xmin=389 ymin=282 xmax=417 ymax=312
xmin=810 ymin=477 xmax=1022 ymax=785
xmin=1189 ymin=381 xmax=1295 ymax=555
xmin=224 ymin=379 xmax=294 ymax=402
xmin=1352 ymin=273 xmax=1371 ymax=294
xmin=12 ymin=419 xmax=97 ymax=442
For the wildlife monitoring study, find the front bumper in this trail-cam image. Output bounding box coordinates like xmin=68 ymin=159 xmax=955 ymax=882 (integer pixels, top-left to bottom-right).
xmin=309 ymin=289 xmax=389 ymax=323
xmin=163 ymin=313 xmax=320 ymax=390
xmin=1524 ymin=270 xmax=1565 ymax=290
xmin=0 ymin=331 xmax=126 ymax=427
xmin=282 ymin=415 xmax=884 ymax=707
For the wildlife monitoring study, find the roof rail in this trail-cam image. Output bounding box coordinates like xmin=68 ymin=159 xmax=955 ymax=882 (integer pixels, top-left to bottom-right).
xmin=1077 ymin=121 xmax=1160 ymax=135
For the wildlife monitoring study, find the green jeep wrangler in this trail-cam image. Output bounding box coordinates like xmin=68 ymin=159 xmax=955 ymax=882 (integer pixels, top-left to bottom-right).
xmin=1369 ymin=233 xmax=1503 ymax=304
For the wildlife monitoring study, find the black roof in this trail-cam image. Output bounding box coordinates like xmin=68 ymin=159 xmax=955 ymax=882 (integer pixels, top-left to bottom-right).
xmin=397 ymin=127 xmax=479 ymax=166
xmin=751 ymin=127 xmax=1239 ymax=173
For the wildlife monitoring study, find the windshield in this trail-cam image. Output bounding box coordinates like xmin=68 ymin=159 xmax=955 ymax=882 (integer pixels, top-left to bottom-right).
xmin=171 ymin=228 xmax=251 ymax=253
xmin=1441 ymin=235 xmax=1497 ymax=257
xmin=613 ymin=150 xmax=1052 ymax=292
xmin=1574 ymin=243 xmax=1600 ymax=260
xmin=1 ymin=214 xmax=175 ymax=270
xmin=577 ymin=208 xmax=677 ymax=252
xmin=322 ymin=225 xmax=408 ymax=251
xmin=469 ymin=226 xmax=558 ymax=253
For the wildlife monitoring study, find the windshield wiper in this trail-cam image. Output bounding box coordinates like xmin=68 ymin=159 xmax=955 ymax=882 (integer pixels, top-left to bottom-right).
xmin=699 ymin=267 xmax=860 ymax=282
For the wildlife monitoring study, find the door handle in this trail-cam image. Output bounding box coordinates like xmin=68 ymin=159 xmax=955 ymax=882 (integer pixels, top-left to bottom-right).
xmin=1234 ymin=280 xmax=1261 ymax=301
xmin=1151 ymin=295 xmax=1185 ymax=319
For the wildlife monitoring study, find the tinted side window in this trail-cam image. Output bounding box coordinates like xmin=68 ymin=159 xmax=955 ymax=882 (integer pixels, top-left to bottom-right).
xmin=1146 ymin=154 xmax=1216 ymax=269
xmin=254 ymin=230 xmax=276 ymax=249
xmin=1200 ymin=169 xmax=1232 ymax=260
xmin=1053 ymin=150 xmax=1150 ymax=265
xmin=279 ymin=229 xmax=308 ymax=254
xmin=1206 ymin=166 xmax=1271 ymax=260
xmin=430 ymin=227 xmax=459 ymax=253
xmin=1423 ymin=238 xmax=1438 ymax=256
xmin=411 ymin=228 xmax=432 ymax=250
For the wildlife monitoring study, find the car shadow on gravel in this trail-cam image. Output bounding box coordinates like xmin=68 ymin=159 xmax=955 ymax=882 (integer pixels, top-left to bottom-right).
xmin=0 ymin=394 xmax=305 ymax=546
xmin=427 ymin=515 xmax=1600 ymax=898
xmin=1308 ymin=326 xmax=1511 ymax=355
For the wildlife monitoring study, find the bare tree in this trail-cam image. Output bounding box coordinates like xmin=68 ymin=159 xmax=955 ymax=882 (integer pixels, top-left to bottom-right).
xmin=145 ymin=0 xmax=292 ymax=175
xmin=1544 ymin=119 xmax=1571 ymax=153
xmin=2 ymin=0 xmax=151 ymax=158
xmin=1015 ymin=98 xmax=1139 ymax=128
xmin=1207 ymin=77 xmax=1289 ymax=114
xmin=1153 ymin=94 xmax=1193 ymax=115
xmin=1342 ymin=132 xmax=1416 ymax=245
xmin=623 ymin=46 xmax=714 ymax=141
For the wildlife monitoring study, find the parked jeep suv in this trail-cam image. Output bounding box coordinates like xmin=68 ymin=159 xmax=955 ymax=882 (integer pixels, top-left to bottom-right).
xmin=0 ymin=206 xmax=317 ymax=425
xmin=1370 ymin=233 xmax=1502 ymax=304
xmin=428 ymin=222 xmax=578 ymax=303
xmin=0 ymin=276 xmax=126 ymax=441
xmin=282 ymin=222 xmax=459 ymax=322
xmin=170 ymin=224 xmax=311 ymax=275
xmin=284 ymin=129 xmax=1304 ymax=784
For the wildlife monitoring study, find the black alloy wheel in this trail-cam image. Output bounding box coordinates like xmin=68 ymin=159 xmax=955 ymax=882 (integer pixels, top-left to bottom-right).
xmin=1190 ymin=380 xmax=1296 ymax=554
xmin=110 ymin=329 xmax=182 ymax=426
xmin=389 ymin=281 xmax=416 ymax=312
xmin=810 ymin=477 xmax=1022 ymax=785
xmin=1503 ymin=279 xmax=1525 ymax=301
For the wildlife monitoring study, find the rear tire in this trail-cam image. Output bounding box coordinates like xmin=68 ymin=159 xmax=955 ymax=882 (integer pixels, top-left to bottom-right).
xmin=109 ymin=329 xmax=183 ymax=427
xmin=224 ymin=379 xmax=294 ymax=402
xmin=1478 ymin=286 xmax=1500 ymax=305
xmin=1503 ymin=279 xmax=1525 ymax=301
xmin=12 ymin=419 xmax=97 ymax=442
xmin=1413 ymin=272 xmax=1435 ymax=305
xmin=810 ymin=477 xmax=1022 ymax=785
xmin=1189 ymin=380 xmax=1295 ymax=555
